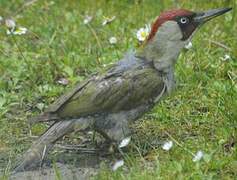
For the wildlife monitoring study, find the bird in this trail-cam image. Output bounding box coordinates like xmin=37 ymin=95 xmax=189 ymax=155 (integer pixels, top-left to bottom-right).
xmin=14 ymin=7 xmax=232 ymax=172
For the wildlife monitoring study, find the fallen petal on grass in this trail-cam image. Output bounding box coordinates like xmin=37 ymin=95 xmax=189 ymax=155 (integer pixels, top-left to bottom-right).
xmin=13 ymin=27 xmax=28 ymax=35
xmin=6 ymin=29 xmax=13 ymax=35
xmin=109 ymin=37 xmax=117 ymax=44
xmin=112 ymin=159 xmax=124 ymax=171
xmin=102 ymin=16 xmax=116 ymax=26
xmin=220 ymin=54 xmax=231 ymax=61
xmin=5 ymin=19 xmax=16 ymax=29
xmin=184 ymin=41 xmax=193 ymax=50
xmin=162 ymin=141 xmax=173 ymax=151
xmin=193 ymin=150 xmax=204 ymax=162
xmin=83 ymin=15 xmax=93 ymax=24
xmin=6 ymin=27 xmax=28 ymax=35
xmin=119 ymin=136 xmax=131 ymax=148
xmin=57 ymin=78 xmax=69 ymax=85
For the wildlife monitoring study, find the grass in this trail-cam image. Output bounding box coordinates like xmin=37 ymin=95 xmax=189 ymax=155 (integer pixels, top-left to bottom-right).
xmin=0 ymin=0 xmax=236 ymax=179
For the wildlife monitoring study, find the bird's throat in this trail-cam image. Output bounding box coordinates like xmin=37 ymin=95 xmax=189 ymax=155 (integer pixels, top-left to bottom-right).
xmin=136 ymin=40 xmax=182 ymax=73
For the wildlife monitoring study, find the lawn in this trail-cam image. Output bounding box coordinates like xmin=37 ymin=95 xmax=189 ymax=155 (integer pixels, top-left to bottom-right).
xmin=0 ymin=0 xmax=236 ymax=179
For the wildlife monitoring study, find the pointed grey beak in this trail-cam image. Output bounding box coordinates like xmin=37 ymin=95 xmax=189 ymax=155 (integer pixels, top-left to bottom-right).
xmin=194 ymin=8 xmax=232 ymax=24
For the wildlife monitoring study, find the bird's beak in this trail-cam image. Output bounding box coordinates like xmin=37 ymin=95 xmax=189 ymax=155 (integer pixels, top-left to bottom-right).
xmin=194 ymin=7 xmax=232 ymax=25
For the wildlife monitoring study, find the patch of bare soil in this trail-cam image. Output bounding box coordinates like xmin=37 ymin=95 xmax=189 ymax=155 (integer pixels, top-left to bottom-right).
xmin=9 ymin=152 xmax=108 ymax=180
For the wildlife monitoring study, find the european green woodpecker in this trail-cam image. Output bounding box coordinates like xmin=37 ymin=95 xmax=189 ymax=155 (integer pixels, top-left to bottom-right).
xmin=15 ymin=7 xmax=232 ymax=172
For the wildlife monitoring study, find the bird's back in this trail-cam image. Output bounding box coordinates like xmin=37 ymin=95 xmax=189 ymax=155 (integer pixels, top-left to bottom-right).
xmin=31 ymin=52 xmax=166 ymax=123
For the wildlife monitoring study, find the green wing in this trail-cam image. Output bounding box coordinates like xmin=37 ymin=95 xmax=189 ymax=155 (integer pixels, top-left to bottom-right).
xmin=31 ymin=66 xmax=165 ymax=123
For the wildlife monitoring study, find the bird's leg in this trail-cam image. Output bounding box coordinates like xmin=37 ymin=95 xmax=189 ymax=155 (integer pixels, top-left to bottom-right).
xmin=95 ymin=123 xmax=131 ymax=156
xmin=94 ymin=107 xmax=150 ymax=155
xmin=91 ymin=128 xmax=115 ymax=155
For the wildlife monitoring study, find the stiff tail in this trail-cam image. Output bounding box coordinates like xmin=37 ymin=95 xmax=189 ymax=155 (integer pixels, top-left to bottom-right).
xmin=29 ymin=112 xmax=59 ymax=125
xmin=13 ymin=120 xmax=76 ymax=172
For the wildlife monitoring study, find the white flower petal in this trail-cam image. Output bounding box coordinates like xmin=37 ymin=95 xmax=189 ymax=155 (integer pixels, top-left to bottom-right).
xmin=162 ymin=141 xmax=173 ymax=151
xmin=83 ymin=15 xmax=93 ymax=24
xmin=5 ymin=19 xmax=16 ymax=29
xmin=57 ymin=78 xmax=69 ymax=85
xmin=184 ymin=42 xmax=193 ymax=50
xmin=118 ymin=136 xmax=131 ymax=148
xmin=13 ymin=27 xmax=28 ymax=35
xmin=109 ymin=36 xmax=117 ymax=44
xmin=136 ymin=25 xmax=150 ymax=42
xmin=6 ymin=29 xmax=12 ymax=35
xmin=87 ymin=131 xmax=94 ymax=135
xmin=112 ymin=159 xmax=124 ymax=171
xmin=102 ymin=16 xmax=116 ymax=26
xmin=193 ymin=150 xmax=204 ymax=162
xmin=221 ymin=54 xmax=231 ymax=61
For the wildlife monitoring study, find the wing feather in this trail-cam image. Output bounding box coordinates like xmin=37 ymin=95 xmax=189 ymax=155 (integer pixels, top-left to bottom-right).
xmin=31 ymin=61 xmax=166 ymax=124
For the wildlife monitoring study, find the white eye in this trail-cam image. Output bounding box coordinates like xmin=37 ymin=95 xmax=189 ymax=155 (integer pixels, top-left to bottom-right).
xmin=180 ymin=17 xmax=189 ymax=24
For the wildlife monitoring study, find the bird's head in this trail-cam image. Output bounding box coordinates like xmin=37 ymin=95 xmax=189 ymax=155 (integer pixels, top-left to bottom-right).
xmin=138 ymin=8 xmax=232 ymax=72
xmin=147 ymin=7 xmax=232 ymax=42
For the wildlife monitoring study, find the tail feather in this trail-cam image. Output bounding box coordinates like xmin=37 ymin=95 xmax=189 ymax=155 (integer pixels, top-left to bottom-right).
xmin=14 ymin=120 xmax=76 ymax=172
